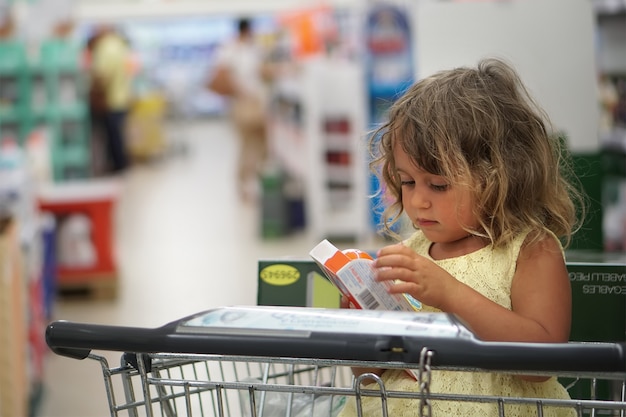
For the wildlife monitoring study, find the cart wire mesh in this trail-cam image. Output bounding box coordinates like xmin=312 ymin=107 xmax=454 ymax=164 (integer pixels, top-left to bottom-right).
xmin=85 ymin=350 xmax=626 ymax=417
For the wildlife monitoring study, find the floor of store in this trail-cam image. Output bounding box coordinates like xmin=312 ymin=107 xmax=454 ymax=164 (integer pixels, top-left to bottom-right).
xmin=38 ymin=117 xmax=321 ymax=417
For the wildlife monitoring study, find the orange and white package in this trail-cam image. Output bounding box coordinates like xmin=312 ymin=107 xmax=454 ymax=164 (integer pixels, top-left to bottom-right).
xmin=342 ymin=249 xmax=374 ymax=261
xmin=309 ymin=239 xmax=421 ymax=312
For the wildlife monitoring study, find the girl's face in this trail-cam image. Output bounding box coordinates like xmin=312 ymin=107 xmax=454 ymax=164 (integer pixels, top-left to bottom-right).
xmin=393 ymin=144 xmax=480 ymax=245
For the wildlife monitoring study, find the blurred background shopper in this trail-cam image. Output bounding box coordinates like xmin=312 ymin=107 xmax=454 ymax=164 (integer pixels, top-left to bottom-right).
xmin=209 ymin=17 xmax=273 ymax=203
xmin=88 ymin=25 xmax=134 ymax=174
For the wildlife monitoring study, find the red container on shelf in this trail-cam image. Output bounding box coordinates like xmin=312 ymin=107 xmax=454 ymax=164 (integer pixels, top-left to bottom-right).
xmin=37 ymin=179 xmax=120 ymax=286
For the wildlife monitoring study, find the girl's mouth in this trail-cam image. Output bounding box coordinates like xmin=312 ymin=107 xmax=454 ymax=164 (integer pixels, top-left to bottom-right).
xmin=416 ymin=219 xmax=437 ymax=227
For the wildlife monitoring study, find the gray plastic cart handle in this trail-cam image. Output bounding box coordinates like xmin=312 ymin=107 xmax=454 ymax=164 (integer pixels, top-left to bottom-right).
xmin=46 ymin=318 xmax=626 ymax=374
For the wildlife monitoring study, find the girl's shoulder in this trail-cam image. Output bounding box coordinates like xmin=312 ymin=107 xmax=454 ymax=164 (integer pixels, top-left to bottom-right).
xmin=518 ymin=228 xmax=565 ymax=261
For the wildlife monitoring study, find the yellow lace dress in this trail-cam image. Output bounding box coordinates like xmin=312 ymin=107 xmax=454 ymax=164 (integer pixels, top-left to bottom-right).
xmin=338 ymin=230 xmax=575 ymax=417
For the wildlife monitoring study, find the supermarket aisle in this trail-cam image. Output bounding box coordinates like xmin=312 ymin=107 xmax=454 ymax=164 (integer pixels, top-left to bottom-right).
xmin=39 ymin=117 xmax=317 ymax=417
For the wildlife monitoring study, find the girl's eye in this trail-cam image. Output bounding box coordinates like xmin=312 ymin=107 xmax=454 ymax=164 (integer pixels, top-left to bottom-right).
xmin=400 ymin=180 xmax=415 ymax=187
xmin=430 ymin=183 xmax=449 ymax=192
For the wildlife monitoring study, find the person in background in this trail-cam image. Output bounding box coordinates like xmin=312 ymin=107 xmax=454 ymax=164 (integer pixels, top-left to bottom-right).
xmin=338 ymin=58 xmax=585 ymax=417
xmin=209 ymin=17 xmax=273 ymax=203
xmin=88 ymin=25 xmax=134 ymax=174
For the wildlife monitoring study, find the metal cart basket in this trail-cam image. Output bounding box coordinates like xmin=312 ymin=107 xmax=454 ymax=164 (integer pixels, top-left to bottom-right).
xmin=46 ymin=305 xmax=626 ymax=417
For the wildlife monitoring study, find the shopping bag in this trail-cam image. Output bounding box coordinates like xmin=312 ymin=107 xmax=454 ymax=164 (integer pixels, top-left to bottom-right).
xmin=232 ymin=95 xmax=266 ymax=133
xmin=89 ymin=75 xmax=108 ymax=114
xmin=207 ymin=65 xmax=237 ymax=96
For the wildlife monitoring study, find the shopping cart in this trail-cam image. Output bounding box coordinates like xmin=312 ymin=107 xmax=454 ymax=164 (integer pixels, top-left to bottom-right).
xmin=46 ymin=305 xmax=626 ymax=417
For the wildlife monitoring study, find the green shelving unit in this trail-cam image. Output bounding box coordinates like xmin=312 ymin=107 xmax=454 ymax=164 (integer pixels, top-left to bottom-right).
xmin=0 ymin=40 xmax=29 ymax=144
xmin=38 ymin=39 xmax=91 ymax=181
xmin=0 ymin=38 xmax=90 ymax=182
xmin=48 ymin=113 xmax=90 ymax=180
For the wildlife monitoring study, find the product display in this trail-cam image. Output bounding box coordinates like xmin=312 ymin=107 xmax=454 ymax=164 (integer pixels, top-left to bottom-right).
xmin=38 ymin=179 xmax=119 ymax=298
xmin=302 ymin=58 xmax=369 ymax=242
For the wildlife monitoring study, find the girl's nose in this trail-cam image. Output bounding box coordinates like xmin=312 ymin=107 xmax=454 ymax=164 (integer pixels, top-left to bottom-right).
xmin=410 ymin=190 xmax=431 ymax=209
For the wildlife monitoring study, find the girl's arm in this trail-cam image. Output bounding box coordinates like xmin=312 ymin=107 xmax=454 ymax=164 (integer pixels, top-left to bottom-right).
xmin=376 ymin=236 xmax=571 ymax=343
xmin=375 ymin=236 xmax=571 ymax=380
xmin=445 ymin=236 xmax=571 ymax=344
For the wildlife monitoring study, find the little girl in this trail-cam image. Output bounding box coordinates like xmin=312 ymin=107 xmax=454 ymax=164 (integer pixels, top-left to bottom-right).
xmin=339 ymin=58 xmax=585 ymax=416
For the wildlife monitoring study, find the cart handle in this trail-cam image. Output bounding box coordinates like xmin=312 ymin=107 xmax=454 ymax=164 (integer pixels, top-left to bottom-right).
xmin=46 ymin=320 xmax=159 ymax=359
xmin=46 ymin=318 xmax=626 ymax=375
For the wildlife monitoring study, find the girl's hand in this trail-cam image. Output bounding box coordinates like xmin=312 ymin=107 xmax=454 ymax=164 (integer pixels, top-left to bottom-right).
xmin=374 ymin=243 xmax=460 ymax=310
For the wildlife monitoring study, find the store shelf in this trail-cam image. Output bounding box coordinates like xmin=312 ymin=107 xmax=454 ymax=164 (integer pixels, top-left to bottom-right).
xmin=0 ymin=218 xmax=28 ymax=417
xmin=302 ymin=57 xmax=370 ymax=242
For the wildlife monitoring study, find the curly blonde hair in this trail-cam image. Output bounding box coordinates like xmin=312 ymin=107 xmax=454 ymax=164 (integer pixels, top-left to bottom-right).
xmin=371 ymin=58 xmax=585 ymax=248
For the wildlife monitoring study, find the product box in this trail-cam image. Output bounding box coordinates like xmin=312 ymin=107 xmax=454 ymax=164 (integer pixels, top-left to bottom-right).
xmin=257 ymin=259 xmax=340 ymax=308
xmin=563 ymin=251 xmax=625 ymax=402
xmin=566 ymin=251 xmax=626 ymax=343
xmin=309 ymin=239 xmax=421 ymax=311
